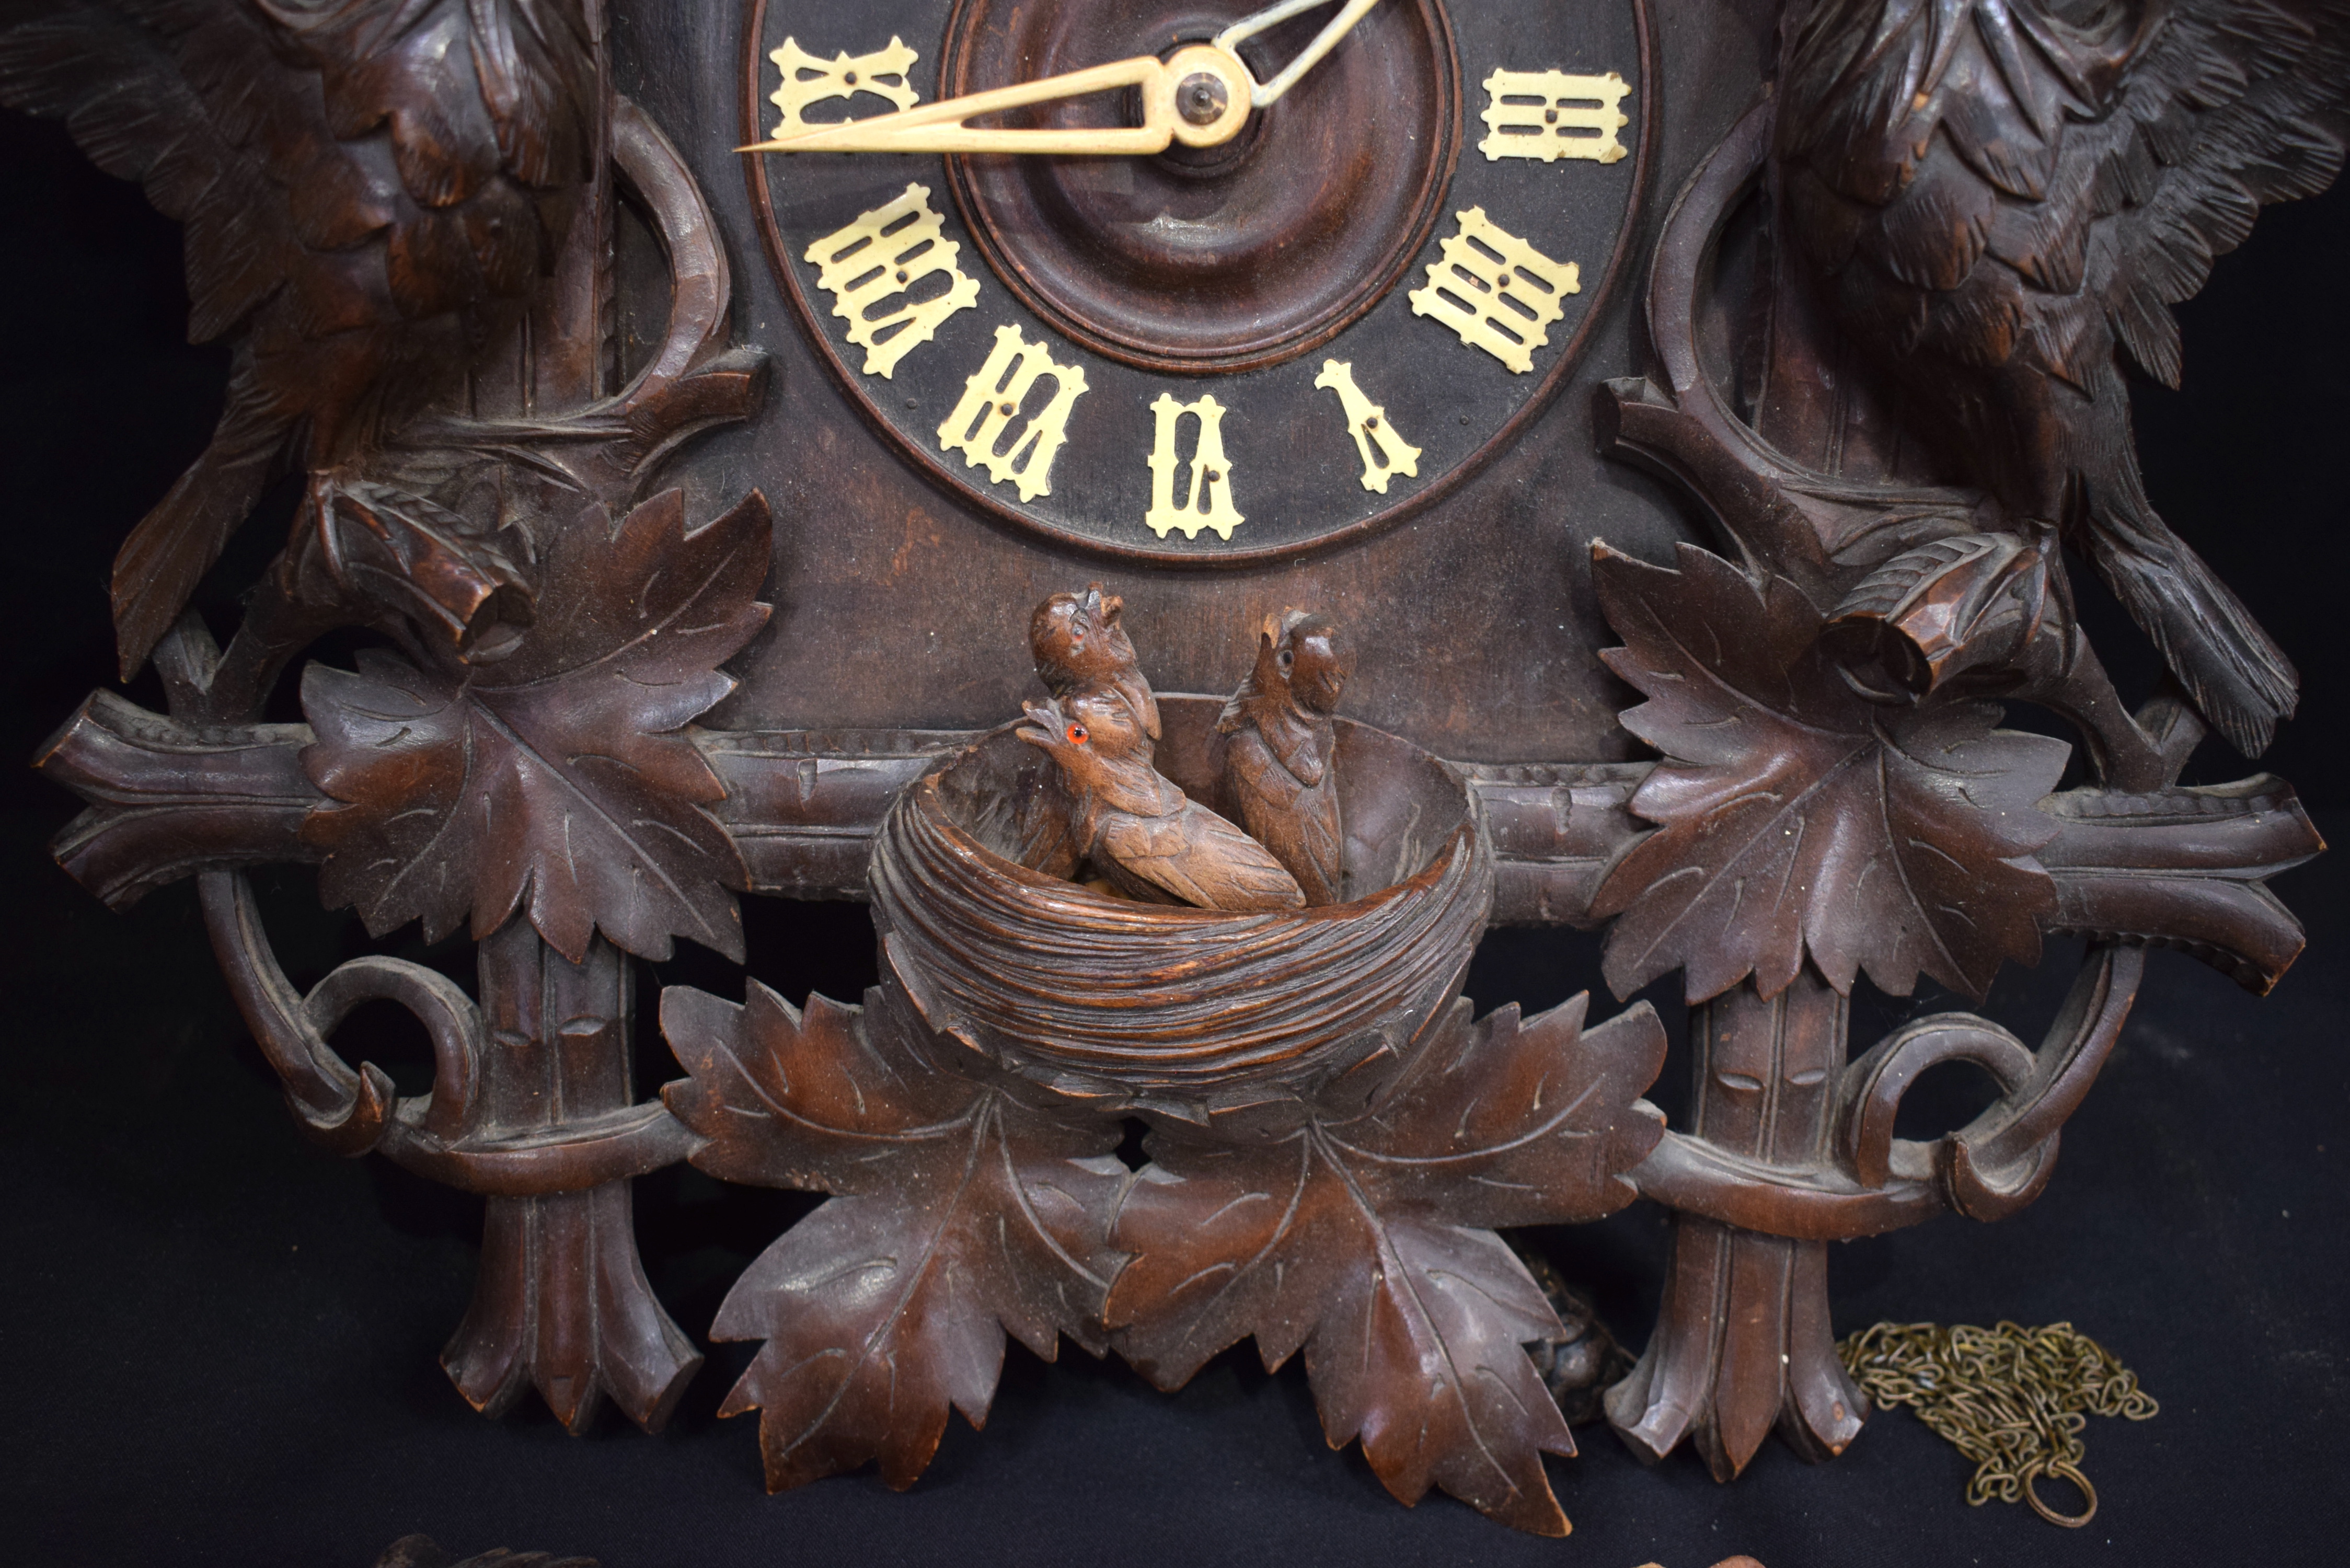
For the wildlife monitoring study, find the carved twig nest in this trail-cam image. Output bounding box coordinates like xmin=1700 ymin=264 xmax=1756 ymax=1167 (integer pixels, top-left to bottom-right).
xmin=870 ymin=696 xmax=1493 ymax=1120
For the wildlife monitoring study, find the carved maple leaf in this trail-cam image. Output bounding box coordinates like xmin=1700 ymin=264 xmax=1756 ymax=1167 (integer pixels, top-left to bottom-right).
xmin=1590 ymin=541 xmax=2070 ymax=1004
xmin=1106 ymin=995 xmax=1667 ymax=1536
xmin=660 ymin=982 xmax=1128 ymax=1492
xmin=299 ymin=489 xmax=770 ymax=962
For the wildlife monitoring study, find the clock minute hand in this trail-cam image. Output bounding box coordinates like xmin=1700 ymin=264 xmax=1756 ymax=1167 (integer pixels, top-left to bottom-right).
xmin=1217 ymin=0 xmax=1384 ymax=109
xmin=737 ymin=0 xmax=1384 ymax=157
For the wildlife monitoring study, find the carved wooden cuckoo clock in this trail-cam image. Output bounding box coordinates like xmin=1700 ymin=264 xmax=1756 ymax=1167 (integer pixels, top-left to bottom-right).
xmin=5 ymin=0 xmax=2342 ymax=1541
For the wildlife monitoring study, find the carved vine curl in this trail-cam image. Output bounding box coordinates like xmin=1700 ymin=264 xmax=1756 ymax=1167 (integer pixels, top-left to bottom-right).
xmin=29 ymin=84 xmax=770 ymax=1203
xmin=1599 ymin=100 xmax=2322 ymax=1241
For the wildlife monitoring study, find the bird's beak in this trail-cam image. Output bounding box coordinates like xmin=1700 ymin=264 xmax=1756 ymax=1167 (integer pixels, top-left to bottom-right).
xmin=1016 ymin=699 xmax=1061 ymax=751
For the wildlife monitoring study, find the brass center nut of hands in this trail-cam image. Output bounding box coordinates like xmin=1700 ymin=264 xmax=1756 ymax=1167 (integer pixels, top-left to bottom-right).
xmin=1178 ymin=71 xmax=1231 ymax=126
xmin=1156 ymin=45 xmax=1253 ymax=147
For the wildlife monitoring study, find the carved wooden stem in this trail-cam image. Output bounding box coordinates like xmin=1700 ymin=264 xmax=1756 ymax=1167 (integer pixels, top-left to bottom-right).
xmin=444 ymin=920 xmax=699 ymax=1432
xmin=423 ymin=51 xmax=707 ymax=1433
xmin=1608 ymin=969 xmax=1867 ymax=1478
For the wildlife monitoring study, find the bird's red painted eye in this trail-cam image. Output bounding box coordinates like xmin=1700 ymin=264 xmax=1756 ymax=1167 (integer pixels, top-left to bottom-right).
xmin=1066 ymin=724 xmax=1089 ymax=745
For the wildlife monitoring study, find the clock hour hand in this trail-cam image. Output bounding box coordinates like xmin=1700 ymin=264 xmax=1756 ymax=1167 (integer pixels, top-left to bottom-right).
xmin=738 ymin=0 xmax=1384 ymax=157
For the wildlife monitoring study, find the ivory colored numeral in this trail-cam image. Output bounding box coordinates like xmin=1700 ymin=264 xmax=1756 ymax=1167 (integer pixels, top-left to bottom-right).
xmin=1477 ymin=69 xmax=1632 ymax=165
xmin=1408 ymin=207 xmax=1580 ymax=374
xmin=1313 ymin=361 xmax=1420 ymax=494
xmin=1144 ymin=394 xmax=1244 ymax=541
xmin=938 ymin=325 xmax=1088 ymax=501
xmin=769 ymin=36 xmax=919 ymax=137
xmin=804 ymin=184 xmax=981 ymax=379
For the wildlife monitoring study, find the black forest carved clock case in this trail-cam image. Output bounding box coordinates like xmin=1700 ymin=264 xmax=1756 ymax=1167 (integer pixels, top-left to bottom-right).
xmin=3 ymin=0 xmax=2340 ymax=1540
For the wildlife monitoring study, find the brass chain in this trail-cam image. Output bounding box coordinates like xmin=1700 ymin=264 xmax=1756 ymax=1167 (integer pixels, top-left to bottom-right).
xmin=1836 ymin=1321 xmax=2159 ymax=1528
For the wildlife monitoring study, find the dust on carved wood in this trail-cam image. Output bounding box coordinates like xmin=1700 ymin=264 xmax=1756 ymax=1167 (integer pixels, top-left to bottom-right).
xmin=300 ymin=488 xmax=770 ymax=964
xmin=660 ymin=983 xmax=1127 ymax=1492
xmin=1106 ymin=994 xmax=1668 ymax=1536
xmin=1591 ymin=541 xmax=2070 ymax=1005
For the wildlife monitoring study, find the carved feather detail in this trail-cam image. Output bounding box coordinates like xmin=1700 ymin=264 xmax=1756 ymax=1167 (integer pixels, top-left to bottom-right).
xmin=1777 ymin=0 xmax=2347 ymax=753
xmin=1019 ymin=690 xmax=1304 ymax=913
xmin=0 ymin=0 xmax=593 ymax=675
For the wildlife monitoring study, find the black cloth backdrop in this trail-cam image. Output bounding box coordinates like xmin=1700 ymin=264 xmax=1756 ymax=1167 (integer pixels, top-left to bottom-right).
xmin=3 ymin=103 xmax=2345 ymax=1568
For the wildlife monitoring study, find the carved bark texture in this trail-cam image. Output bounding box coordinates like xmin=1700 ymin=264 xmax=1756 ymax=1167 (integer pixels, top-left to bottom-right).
xmin=1606 ymin=973 xmax=1867 ymax=1479
xmin=37 ymin=691 xmax=322 ymax=908
xmin=441 ymin=920 xmax=701 ymax=1434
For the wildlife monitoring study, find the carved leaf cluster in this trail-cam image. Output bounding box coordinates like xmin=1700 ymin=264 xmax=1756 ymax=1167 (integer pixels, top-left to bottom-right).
xmin=1592 ymin=542 xmax=2070 ymax=1004
xmin=301 ymin=488 xmax=770 ymax=962
xmin=1106 ymin=995 xmax=1667 ymax=1536
xmin=660 ymin=983 xmax=1127 ymax=1492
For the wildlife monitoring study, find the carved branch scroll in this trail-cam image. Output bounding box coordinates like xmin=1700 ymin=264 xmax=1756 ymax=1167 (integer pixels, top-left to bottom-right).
xmin=1586 ymin=87 xmax=2328 ymax=1479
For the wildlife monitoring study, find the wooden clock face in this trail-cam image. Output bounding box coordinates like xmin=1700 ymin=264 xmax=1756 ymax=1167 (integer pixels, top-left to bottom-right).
xmin=742 ymin=0 xmax=1651 ymax=562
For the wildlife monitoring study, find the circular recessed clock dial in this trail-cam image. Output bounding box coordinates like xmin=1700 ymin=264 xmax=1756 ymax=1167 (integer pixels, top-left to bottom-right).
xmin=743 ymin=0 xmax=1649 ymax=562
xmin=938 ymin=0 xmax=1461 ymax=373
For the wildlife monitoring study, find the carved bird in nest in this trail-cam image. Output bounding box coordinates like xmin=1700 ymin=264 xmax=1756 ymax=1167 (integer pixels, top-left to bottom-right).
xmin=1018 ymin=689 xmax=1305 ymax=913
xmin=0 ymin=0 xmax=595 ymax=677
xmin=1218 ymin=610 xmax=1354 ymax=906
xmin=1030 ymin=582 xmax=1160 ymax=743
xmin=1776 ymin=0 xmax=2349 ymax=755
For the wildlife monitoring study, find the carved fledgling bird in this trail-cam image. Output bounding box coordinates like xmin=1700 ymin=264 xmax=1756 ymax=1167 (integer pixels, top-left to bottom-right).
xmin=1218 ymin=610 xmax=1353 ymax=905
xmin=1012 ymin=581 xmax=1160 ymax=877
xmin=1018 ymin=688 xmax=1305 ymax=913
xmin=1775 ymin=0 xmax=2350 ymax=755
xmin=1029 ymin=582 xmax=1160 ymax=742
xmin=0 ymin=0 xmax=596 ymax=676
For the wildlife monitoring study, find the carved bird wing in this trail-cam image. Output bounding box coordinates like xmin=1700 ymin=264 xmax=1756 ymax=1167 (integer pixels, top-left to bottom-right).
xmin=1259 ymin=706 xmax=1326 ymax=788
xmin=1224 ymin=727 xmax=1307 ymax=809
xmin=1784 ymin=0 xmax=2348 ymax=392
xmin=0 ymin=0 xmax=592 ymax=674
xmin=1224 ymin=729 xmax=1345 ymax=905
xmin=1777 ymin=0 xmax=2348 ymax=754
xmin=1097 ymin=802 xmax=1306 ymax=913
